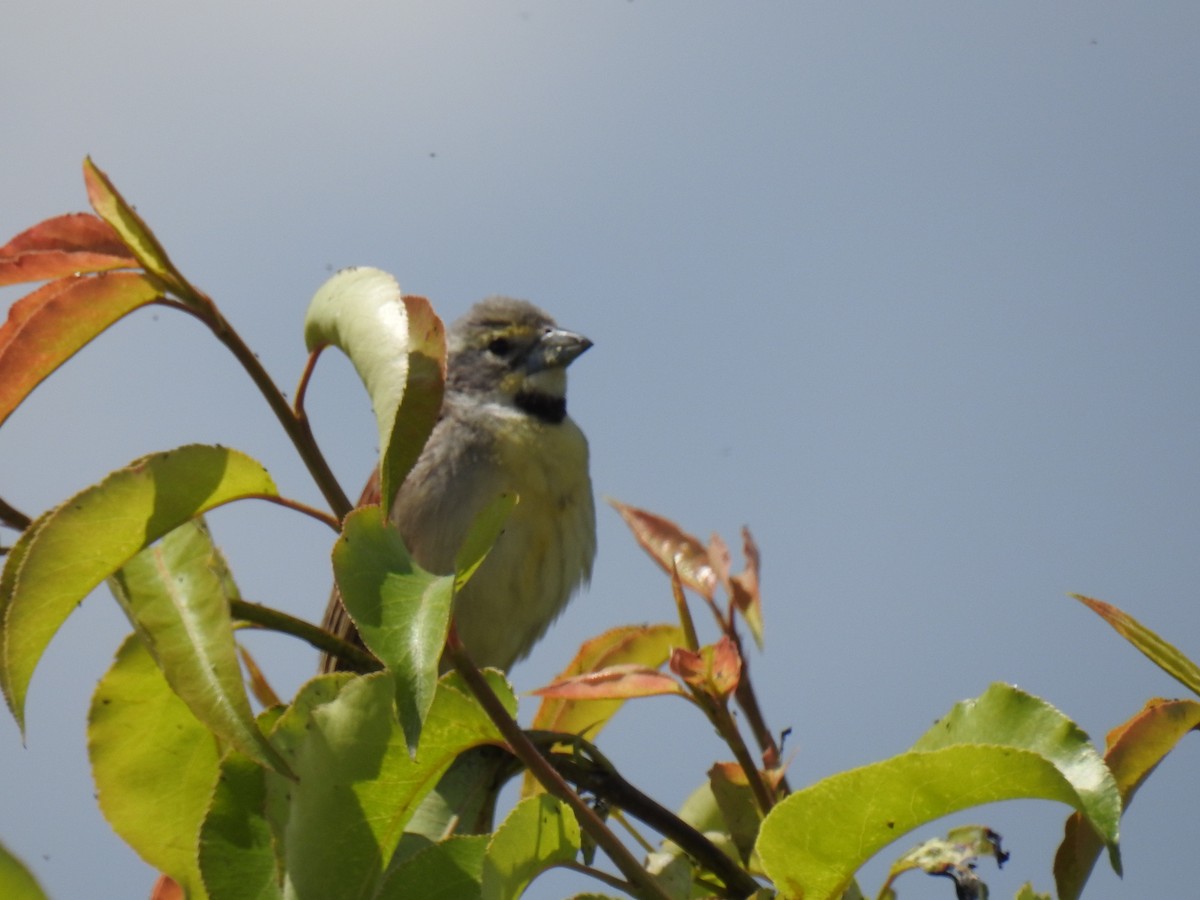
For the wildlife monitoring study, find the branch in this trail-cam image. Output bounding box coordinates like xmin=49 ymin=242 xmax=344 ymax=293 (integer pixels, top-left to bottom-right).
xmin=540 ymin=739 xmax=762 ymax=899
xmin=230 ymin=598 xmax=380 ymax=672
xmin=247 ymin=493 xmax=341 ymax=532
xmin=729 ymin=629 xmax=791 ymax=795
xmin=160 ymin=298 xmax=354 ymax=520
xmin=0 ymin=496 xmax=32 ymax=532
xmin=446 ymin=629 xmax=676 ymax=900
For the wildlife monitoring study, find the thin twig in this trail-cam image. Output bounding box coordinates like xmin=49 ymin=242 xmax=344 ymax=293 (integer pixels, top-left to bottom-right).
xmin=557 ymin=860 xmax=638 ymax=895
xmin=159 ymin=298 xmax=354 ymax=520
xmin=229 ymin=599 xmax=380 ymax=672
xmin=542 ymin=743 xmax=762 ymax=899
xmin=293 ymin=346 xmax=323 ymax=419
xmin=709 ymin=700 xmax=776 ymax=815
xmin=446 ymin=628 xmax=675 ymax=900
xmin=729 ymin=629 xmax=791 ymax=795
xmin=0 ymin=496 xmax=32 ymax=532
xmin=244 ymin=493 xmax=341 ymax=532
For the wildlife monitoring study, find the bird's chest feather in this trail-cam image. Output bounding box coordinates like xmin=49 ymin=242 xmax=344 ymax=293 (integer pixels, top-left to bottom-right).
xmin=396 ymin=407 xmax=595 ymax=669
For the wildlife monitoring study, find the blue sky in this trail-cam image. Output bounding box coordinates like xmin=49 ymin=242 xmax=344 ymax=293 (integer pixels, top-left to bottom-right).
xmin=3 ymin=3 xmax=1198 ymax=898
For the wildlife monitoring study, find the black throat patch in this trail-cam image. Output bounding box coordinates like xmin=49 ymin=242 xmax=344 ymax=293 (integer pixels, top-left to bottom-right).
xmin=516 ymin=391 xmax=567 ymax=424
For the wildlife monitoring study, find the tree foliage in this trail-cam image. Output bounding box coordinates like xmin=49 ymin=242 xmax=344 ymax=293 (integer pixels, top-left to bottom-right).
xmin=1 ymin=161 xmax=1197 ymax=900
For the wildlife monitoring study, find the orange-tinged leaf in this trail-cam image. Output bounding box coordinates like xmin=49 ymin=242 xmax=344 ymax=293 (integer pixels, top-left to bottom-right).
xmin=525 ymin=624 xmax=684 ymax=793
xmin=149 ymin=874 xmax=184 ymax=900
xmin=670 ymin=635 xmax=742 ymax=701
xmin=711 ymin=760 xmax=751 ymax=785
xmin=609 ymin=499 xmax=716 ymax=600
xmin=731 ymin=526 xmax=764 ymax=648
xmin=707 ymin=532 xmax=732 ymax=590
xmin=531 ymin=624 xmax=684 ymax=734
xmin=1054 ymin=697 xmax=1200 ymax=900
xmin=0 ymin=272 xmax=163 ymax=429
xmin=1074 ymin=594 xmax=1200 ymax=696
xmin=531 ymin=664 xmax=686 ymax=701
xmin=238 ymin=645 xmax=282 ymax=709
xmin=669 ymin=562 xmax=700 ymax=651
xmin=381 ymin=294 xmax=446 ymax=511
xmin=83 ymin=158 xmax=203 ymax=307
xmin=0 ymin=213 xmax=137 ymax=286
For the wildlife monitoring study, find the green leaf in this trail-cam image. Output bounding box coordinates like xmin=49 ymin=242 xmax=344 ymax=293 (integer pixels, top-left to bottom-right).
xmin=758 ymin=684 xmax=1122 ymax=899
xmin=198 ymin=744 xmax=282 ymax=900
xmin=913 ymin=682 xmax=1121 ymax=871
xmin=304 ymin=268 xmax=446 ymax=513
xmin=1015 ymin=884 xmax=1052 ymax=900
xmin=0 ymin=212 xmax=136 ymax=286
xmin=1055 ymin=697 xmax=1200 ymax=900
xmin=333 ymin=506 xmax=455 ymax=752
xmin=376 ymin=835 xmax=487 ymax=900
xmin=264 ymin=671 xmax=508 ymax=899
xmin=709 ymin=762 xmax=763 ymax=865
xmin=1 ymin=444 xmax=278 ymax=731
xmin=757 ymin=745 xmax=1104 ymax=900
xmin=0 ymin=839 xmax=49 ymax=900
xmin=108 ymin=518 xmax=291 ymax=776
xmin=482 ymin=794 xmax=581 ymax=900
xmin=88 ymin=634 xmax=220 ymax=898
xmin=82 ymin=157 xmax=203 ymax=305
xmin=453 ymin=491 xmax=518 ymax=590
xmin=1074 ymin=594 xmax=1200 ymax=697
xmin=0 ymin=271 xmax=164 ymax=430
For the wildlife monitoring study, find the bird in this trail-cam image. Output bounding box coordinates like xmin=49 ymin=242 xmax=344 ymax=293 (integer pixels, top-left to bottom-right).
xmin=319 ymin=296 xmax=596 ymax=675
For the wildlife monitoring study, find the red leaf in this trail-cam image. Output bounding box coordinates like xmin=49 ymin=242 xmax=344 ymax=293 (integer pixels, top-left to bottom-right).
xmin=0 ymin=213 xmax=137 ymax=286
xmin=670 ymin=635 xmax=742 ymax=700
xmin=531 ymin=663 xmax=686 ymax=701
xmin=0 ymin=272 xmax=164 ymax=429
xmin=609 ymin=499 xmax=717 ymax=600
xmin=731 ymin=526 xmax=764 ymax=648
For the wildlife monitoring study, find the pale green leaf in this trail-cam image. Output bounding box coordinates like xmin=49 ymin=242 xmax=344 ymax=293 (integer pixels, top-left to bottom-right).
xmin=1 ymin=444 xmax=277 ymax=731
xmin=88 ymin=634 xmax=219 ymax=898
xmin=0 ymin=840 xmax=49 ymax=900
xmin=913 ymin=682 xmax=1120 ymax=871
xmin=333 ymin=507 xmax=454 ymax=752
xmin=376 ymin=835 xmax=487 ymax=900
xmin=198 ymin=744 xmax=282 ymax=900
xmin=1015 ymin=884 xmax=1052 ymax=900
xmin=304 ymin=268 xmax=446 ymax=511
xmin=756 ymin=744 xmax=1099 ymax=900
xmin=82 ymin=158 xmax=203 ymax=305
xmin=482 ymin=794 xmax=581 ymax=900
xmin=108 ymin=518 xmax=290 ymax=776
xmin=454 ymin=491 xmax=518 ymax=590
xmin=264 ymin=671 xmax=508 ymax=899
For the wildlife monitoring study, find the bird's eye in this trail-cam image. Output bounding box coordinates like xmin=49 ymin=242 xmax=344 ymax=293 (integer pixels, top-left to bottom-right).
xmin=486 ymin=337 xmax=512 ymax=356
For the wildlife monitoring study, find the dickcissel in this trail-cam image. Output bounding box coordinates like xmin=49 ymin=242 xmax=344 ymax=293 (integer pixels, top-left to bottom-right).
xmin=320 ymin=296 xmax=596 ymax=673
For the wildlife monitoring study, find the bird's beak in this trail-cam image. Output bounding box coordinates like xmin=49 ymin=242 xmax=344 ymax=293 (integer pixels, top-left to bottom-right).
xmin=526 ymin=328 xmax=592 ymax=373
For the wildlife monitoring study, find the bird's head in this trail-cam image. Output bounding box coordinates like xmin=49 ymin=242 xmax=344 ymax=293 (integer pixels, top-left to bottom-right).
xmin=446 ymin=297 xmax=592 ymax=423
